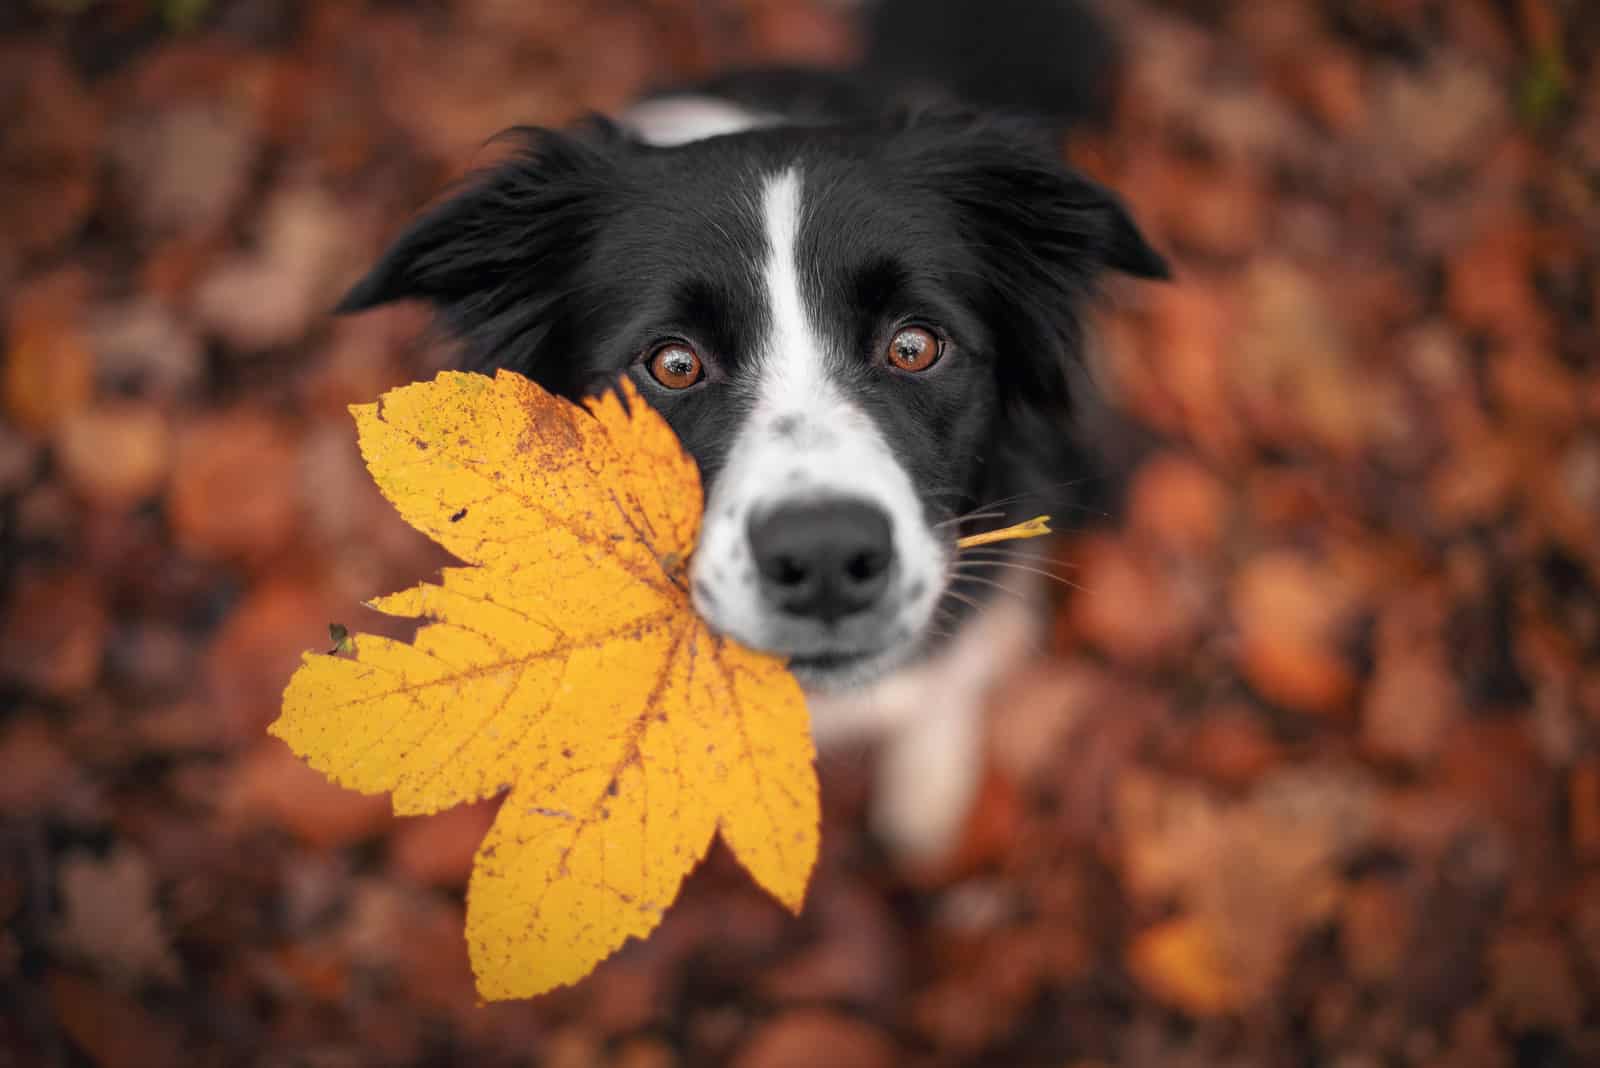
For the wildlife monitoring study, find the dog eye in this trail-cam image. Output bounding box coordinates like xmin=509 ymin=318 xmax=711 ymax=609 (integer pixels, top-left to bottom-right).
xmin=647 ymin=342 xmax=704 ymax=389
xmin=885 ymin=326 xmax=941 ymax=373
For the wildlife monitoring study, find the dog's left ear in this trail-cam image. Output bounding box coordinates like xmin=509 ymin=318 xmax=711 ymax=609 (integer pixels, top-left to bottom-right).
xmin=898 ymin=118 xmax=1169 ymax=288
xmin=1085 ymin=182 xmax=1171 ymax=281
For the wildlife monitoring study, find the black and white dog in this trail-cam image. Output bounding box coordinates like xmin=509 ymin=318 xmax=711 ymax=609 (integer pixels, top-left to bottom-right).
xmin=337 ymin=0 xmax=1168 ymax=861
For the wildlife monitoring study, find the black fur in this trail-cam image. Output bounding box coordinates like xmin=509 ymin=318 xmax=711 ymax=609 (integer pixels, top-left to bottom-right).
xmin=338 ymin=114 xmax=1163 ymax=527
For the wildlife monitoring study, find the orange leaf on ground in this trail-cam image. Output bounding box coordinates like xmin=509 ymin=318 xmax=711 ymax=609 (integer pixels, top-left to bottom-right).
xmin=272 ymin=370 xmax=818 ymax=999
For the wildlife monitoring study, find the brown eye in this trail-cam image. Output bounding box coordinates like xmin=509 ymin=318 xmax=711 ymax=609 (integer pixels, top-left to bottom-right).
xmin=885 ymin=326 xmax=941 ymax=372
xmin=647 ymin=342 xmax=704 ymax=389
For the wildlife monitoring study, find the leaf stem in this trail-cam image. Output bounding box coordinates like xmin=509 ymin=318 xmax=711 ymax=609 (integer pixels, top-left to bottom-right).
xmin=954 ymin=515 xmax=1053 ymax=549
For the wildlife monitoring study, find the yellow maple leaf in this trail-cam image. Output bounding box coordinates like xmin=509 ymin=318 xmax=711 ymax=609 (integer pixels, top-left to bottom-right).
xmin=271 ymin=370 xmax=818 ymax=1000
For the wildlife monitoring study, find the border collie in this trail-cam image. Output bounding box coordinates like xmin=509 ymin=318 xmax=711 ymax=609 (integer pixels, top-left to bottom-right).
xmin=336 ymin=0 xmax=1168 ymax=861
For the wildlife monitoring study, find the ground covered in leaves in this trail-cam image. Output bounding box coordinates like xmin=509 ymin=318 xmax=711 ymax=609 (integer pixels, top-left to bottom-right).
xmin=3 ymin=1 xmax=1599 ymax=1065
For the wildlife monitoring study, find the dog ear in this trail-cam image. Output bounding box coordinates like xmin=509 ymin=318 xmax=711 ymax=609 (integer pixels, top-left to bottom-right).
xmin=1094 ymin=187 xmax=1171 ymax=281
xmin=897 ymin=117 xmax=1168 ymax=288
xmin=336 ymin=123 xmax=628 ymax=374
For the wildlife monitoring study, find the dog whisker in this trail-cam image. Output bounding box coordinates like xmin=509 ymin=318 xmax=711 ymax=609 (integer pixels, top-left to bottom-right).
xmin=959 ymin=545 xmax=1079 ymax=568
xmin=934 ymin=509 xmax=1007 ymax=529
xmin=950 ymin=558 xmax=1084 ymax=592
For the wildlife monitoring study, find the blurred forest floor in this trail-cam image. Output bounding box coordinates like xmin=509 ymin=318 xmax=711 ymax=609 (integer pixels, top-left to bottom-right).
xmin=3 ymin=1 xmax=1600 ymax=1066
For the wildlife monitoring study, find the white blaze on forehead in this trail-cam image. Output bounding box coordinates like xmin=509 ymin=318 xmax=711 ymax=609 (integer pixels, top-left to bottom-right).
xmin=757 ymin=168 xmax=837 ymax=410
xmin=687 ymin=165 xmax=944 ymax=671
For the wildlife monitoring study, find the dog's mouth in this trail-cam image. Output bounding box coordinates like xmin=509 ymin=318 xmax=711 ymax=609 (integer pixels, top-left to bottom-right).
xmin=787 ymin=649 xmax=875 ymax=672
xmin=782 ymin=637 xmax=917 ymax=692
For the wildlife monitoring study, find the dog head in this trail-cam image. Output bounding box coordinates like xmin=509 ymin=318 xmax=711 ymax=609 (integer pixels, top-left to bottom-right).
xmin=338 ymin=116 xmax=1166 ymax=691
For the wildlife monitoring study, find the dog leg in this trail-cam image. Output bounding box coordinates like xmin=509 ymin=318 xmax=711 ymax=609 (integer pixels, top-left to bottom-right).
xmin=871 ymin=684 xmax=987 ymax=861
xmin=863 ymin=585 xmax=1042 ymax=860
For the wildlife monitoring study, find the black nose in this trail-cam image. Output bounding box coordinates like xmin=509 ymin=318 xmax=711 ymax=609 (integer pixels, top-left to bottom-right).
xmin=747 ymin=499 xmax=895 ymax=623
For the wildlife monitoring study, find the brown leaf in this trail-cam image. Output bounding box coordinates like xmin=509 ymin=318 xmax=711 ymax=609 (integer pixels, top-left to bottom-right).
xmin=1362 ymin=593 xmax=1461 ymax=767
xmin=1234 ymin=260 xmax=1366 ymax=455
xmin=0 ymin=47 xmax=100 ymax=279
xmin=88 ymin=300 xmax=205 ymax=401
xmin=389 ymin=800 xmax=498 ymax=888
xmin=0 ymin=717 xmax=78 ymax=814
xmin=733 ymin=1010 xmax=898 ymax=1068
xmin=1128 ymin=915 xmax=1245 ymax=1017
xmin=192 ymin=183 xmax=361 ymax=351
xmin=54 ymin=847 xmax=180 ymax=985
xmin=225 ymin=742 xmax=392 ymax=848
xmin=1571 ymin=760 xmax=1600 ymax=864
xmin=3 ymin=271 xmax=94 ymax=437
xmin=1339 ymin=876 xmax=1412 ymax=985
xmin=1126 ymin=452 xmax=1230 ymax=558
xmin=1183 ymin=709 xmax=1284 ymax=791
xmin=53 ymin=403 xmax=172 ymax=509
xmin=205 ymin=579 xmax=336 ymax=740
xmin=1488 ymin=930 xmax=1583 ymax=1033
xmin=109 ymin=102 xmax=258 ymax=237
xmin=0 ymin=570 xmax=107 ymax=700
xmin=1068 ymin=534 xmax=1198 ymax=665
xmin=168 ymin=408 xmax=302 ymax=564
xmin=48 ymin=971 xmax=183 ymax=1068
xmin=1232 ymin=550 xmax=1359 ymax=715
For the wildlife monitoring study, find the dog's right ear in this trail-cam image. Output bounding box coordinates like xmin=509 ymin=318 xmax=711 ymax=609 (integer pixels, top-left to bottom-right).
xmin=336 ymin=123 xmax=626 ymax=374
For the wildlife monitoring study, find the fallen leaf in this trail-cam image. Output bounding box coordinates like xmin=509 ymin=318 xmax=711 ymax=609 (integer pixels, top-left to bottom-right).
xmin=53 ymin=402 xmax=172 ymax=508
xmin=272 ymin=370 xmax=818 ymax=999
xmin=1231 ymin=550 xmax=1359 ymax=715
xmin=168 ymin=407 xmax=302 ymax=564
xmin=226 ymin=741 xmax=392 ymax=848
xmin=1128 ymin=915 xmax=1244 ymax=1017
xmin=0 ymin=570 xmax=106 ymax=699
xmin=390 ymin=800 xmax=498 ymax=888
xmin=48 ymin=971 xmax=183 ymax=1068
xmin=2 ymin=272 xmax=94 ymax=437
xmin=192 ymin=183 xmax=359 ymax=351
xmin=53 ymin=847 xmax=181 ymax=986
xmin=733 ymin=1009 xmax=898 ymax=1068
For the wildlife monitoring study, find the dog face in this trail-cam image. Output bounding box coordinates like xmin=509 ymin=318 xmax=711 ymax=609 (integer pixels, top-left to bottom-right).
xmin=338 ymin=117 xmax=1166 ymax=692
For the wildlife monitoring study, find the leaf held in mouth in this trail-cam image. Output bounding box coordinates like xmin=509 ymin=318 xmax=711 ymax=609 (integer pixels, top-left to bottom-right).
xmin=271 ymin=370 xmax=817 ymax=1000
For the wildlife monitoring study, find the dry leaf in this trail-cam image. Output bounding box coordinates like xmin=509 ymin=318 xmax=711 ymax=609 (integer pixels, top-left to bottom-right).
xmin=1127 ymin=915 xmax=1243 ymax=1017
xmin=54 ymin=847 xmax=180 ymax=985
xmin=272 ymin=370 xmax=818 ymax=1000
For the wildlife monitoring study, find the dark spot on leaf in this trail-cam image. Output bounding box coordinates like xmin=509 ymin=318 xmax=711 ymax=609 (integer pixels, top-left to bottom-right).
xmin=561 ymin=747 xmax=573 ymax=759
xmin=450 ymin=507 xmax=468 ymax=522
xmin=606 ymin=778 xmax=619 ymax=797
